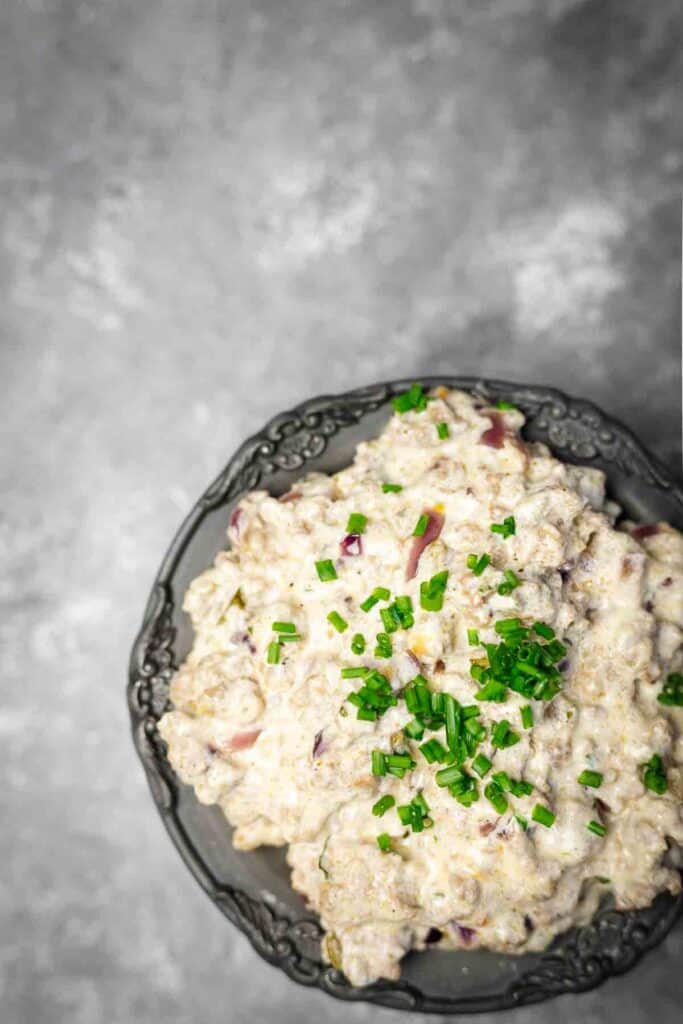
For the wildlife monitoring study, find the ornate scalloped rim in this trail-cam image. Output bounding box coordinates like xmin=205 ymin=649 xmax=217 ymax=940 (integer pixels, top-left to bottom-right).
xmin=127 ymin=378 xmax=682 ymax=1014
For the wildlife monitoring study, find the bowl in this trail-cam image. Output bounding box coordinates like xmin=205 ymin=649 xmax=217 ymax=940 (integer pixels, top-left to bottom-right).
xmin=128 ymin=378 xmax=683 ymax=1014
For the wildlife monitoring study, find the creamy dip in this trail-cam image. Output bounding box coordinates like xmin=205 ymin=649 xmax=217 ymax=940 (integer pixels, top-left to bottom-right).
xmin=159 ymin=387 xmax=683 ymax=986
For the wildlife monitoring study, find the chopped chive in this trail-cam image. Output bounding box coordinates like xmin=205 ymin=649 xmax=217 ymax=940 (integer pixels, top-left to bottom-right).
xmin=382 ymin=482 xmax=403 ymax=493
xmin=492 ymin=771 xmax=511 ymax=791
xmin=472 ymin=754 xmax=492 ymax=778
xmin=587 ymin=820 xmax=606 ymax=837
xmin=509 ymin=779 xmax=533 ymax=797
xmin=491 ymin=720 xmax=519 ymax=749
xmin=577 ymin=769 xmax=603 ymax=789
xmin=315 ymin=559 xmax=337 ymax=582
xmin=327 ymin=611 xmax=348 ymax=633
xmin=357 ymin=707 xmax=377 ymax=721
xmin=266 ymin=641 xmax=281 ymax=664
xmin=380 ymin=605 xmax=401 ymax=634
xmin=341 ymin=666 xmax=368 ymax=679
xmin=404 ymin=718 xmax=425 ymax=740
xmin=515 ymin=814 xmax=528 ymax=830
xmin=494 ymin=617 xmax=523 ymax=635
xmin=475 ymin=679 xmax=508 ymax=703
xmin=272 ymin=621 xmax=296 ymax=633
xmin=376 ymin=832 xmax=392 ymax=852
xmin=374 ymin=633 xmax=393 ymax=658
xmin=484 ymin=781 xmax=508 ymax=815
xmin=396 ymin=804 xmax=413 ymax=825
xmin=371 ymin=751 xmax=386 ymax=776
xmin=497 ymin=569 xmax=521 ymax=596
xmin=392 ymin=383 xmax=431 ymax=413
xmin=466 ymin=553 xmax=491 ymax=576
xmin=641 ymin=754 xmax=668 ymax=794
xmin=435 ymin=764 xmax=466 ymax=787
xmin=490 ymin=516 xmax=516 ymax=539
xmin=360 ymin=585 xmax=390 ymax=612
xmin=351 ymin=633 xmax=366 ymax=655
xmin=532 ymin=621 xmax=555 ymax=640
xmin=346 ymin=512 xmax=368 ymax=535
xmin=467 ymin=628 xmax=480 ymax=646
xmin=278 ymin=633 xmax=301 ymax=643
xmin=419 ymin=570 xmax=449 ymax=612
xmin=520 ymin=705 xmax=534 ymax=729
xmin=436 ymin=422 xmax=449 ymax=440
xmin=532 ymin=804 xmax=555 ymax=827
xmin=419 ymin=738 xmax=447 ymax=764
xmin=658 ymin=671 xmax=683 ymax=706
xmin=372 ymin=795 xmax=395 ymax=817
xmin=413 ymin=514 xmax=429 ymax=537
xmin=496 ymin=400 xmax=517 ymax=411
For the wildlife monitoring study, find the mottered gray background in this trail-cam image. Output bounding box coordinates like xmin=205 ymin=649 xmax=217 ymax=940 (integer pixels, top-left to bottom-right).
xmin=1 ymin=1 xmax=681 ymax=1022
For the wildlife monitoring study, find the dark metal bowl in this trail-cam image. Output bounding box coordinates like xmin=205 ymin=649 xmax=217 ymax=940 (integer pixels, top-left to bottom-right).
xmin=128 ymin=378 xmax=683 ymax=1014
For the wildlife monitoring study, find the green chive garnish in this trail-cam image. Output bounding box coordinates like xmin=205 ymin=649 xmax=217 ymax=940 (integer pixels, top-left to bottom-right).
xmin=372 ymin=795 xmax=395 ymax=817
xmin=351 ymin=633 xmax=366 ymax=655
xmin=491 ymin=720 xmax=520 ymax=749
xmin=341 ymin=666 xmax=368 ymax=678
xmin=374 ymin=633 xmax=393 ymax=658
xmin=587 ymin=820 xmax=606 ymax=837
xmin=371 ymin=751 xmax=386 ymax=776
xmin=403 ymin=718 xmax=425 ymax=740
xmin=472 ymin=754 xmax=492 ymax=778
xmin=360 ymin=586 xmax=391 ymax=612
xmin=315 ymin=559 xmax=337 ymax=582
xmin=266 ymin=641 xmax=280 ymax=664
xmin=346 ymin=512 xmax=368 ymax=534
xmin=496 ymin=400 xmax=517 ymax=410
xmin=658 ymin=672 xmax=683 ymax=706
xmin=490 ymin=516 xmax=516 ymax=539
xmin=641 ymin=754 xmax=668 ymax=794
xmin=376 ymin=832 xmax=392 ymax=852
xmin=497 ymin=569 xmax=520 ymax=596
xmin=392 ymin=383 xmax=431 ymax=413
xmin=419 ymin=738 xmax=447 ymax=764
xmin=467 ymin=628 xmax=480 ymax=646
xmin=327 ymin=611 xmax=348 ymax=633
xmin=520 ymin=705 xmax=533 ymax=729
xmin=272 ymin=621 xmax=296 ymax=633
xmin=413 ymin=514 xmax=429 ymax=537
xmin=577 ymin=770 xmax=603 ymax=789
xmin=532 ymin=804 xmax=555 ymax=827
xmin=436 ymin=422 xmax=449 ymax=440
xmin=419 ymin=570 xmax=449 ymax=612
xmin=515 ymin=814 xmax=528 ymax=830
xmin=382 ymin=483 xmax=403 ymax=493
xmin=279 ymin=633 xmax=301 ymax=643
xmin=532 ymin=621 xmax=555 ymax=640
xmin=484 ymin=781 xmax=508 ymax=815
xmin=466 ymin=553 xmax=491 ymax=576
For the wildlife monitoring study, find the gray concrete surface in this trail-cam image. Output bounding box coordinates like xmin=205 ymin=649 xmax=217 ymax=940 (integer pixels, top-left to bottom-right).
xmin=1 ymin=1 xmax=681 ymax=1022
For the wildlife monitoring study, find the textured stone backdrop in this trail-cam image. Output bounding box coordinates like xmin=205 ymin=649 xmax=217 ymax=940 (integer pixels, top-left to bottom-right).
xmin=1 ymin=1 xmax=680 ymax=1022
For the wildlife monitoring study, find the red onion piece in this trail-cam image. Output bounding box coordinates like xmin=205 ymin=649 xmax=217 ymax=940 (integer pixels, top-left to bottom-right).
xmin=405 ymin=509 xmax=444 ymax=580
xmin=452 ymin=922 xmax=476 ymax=945
xmin=228 ymin=728 xmax=261 ymax=751
xmin=632 ymin=523 xmax=660 ymax=540
xmin=229 ymin=506 xmax=243 ymax=537
xmin=312 ymin=729 xmax=327 ymax=758
xmin=480 ymin=411 xmax=506 ymax=448
xmin=231 ymin=631 xmax=256 ymax=654
xmin=340 ymin=533 xmax=363 ymax=557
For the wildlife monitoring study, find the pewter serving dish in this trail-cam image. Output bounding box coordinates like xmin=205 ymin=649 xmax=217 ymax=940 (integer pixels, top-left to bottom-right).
xmin=128 ymin=378 xmax=683 ymax=1014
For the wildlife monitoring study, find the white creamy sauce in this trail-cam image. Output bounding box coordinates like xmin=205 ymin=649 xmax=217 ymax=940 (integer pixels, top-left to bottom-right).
xmin=159 ymin=388 xmax=683 ymax=986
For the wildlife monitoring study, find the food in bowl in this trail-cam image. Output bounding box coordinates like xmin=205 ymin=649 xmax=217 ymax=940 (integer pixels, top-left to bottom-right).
xmin=158 ymin=386 xmax=683 ymax=986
